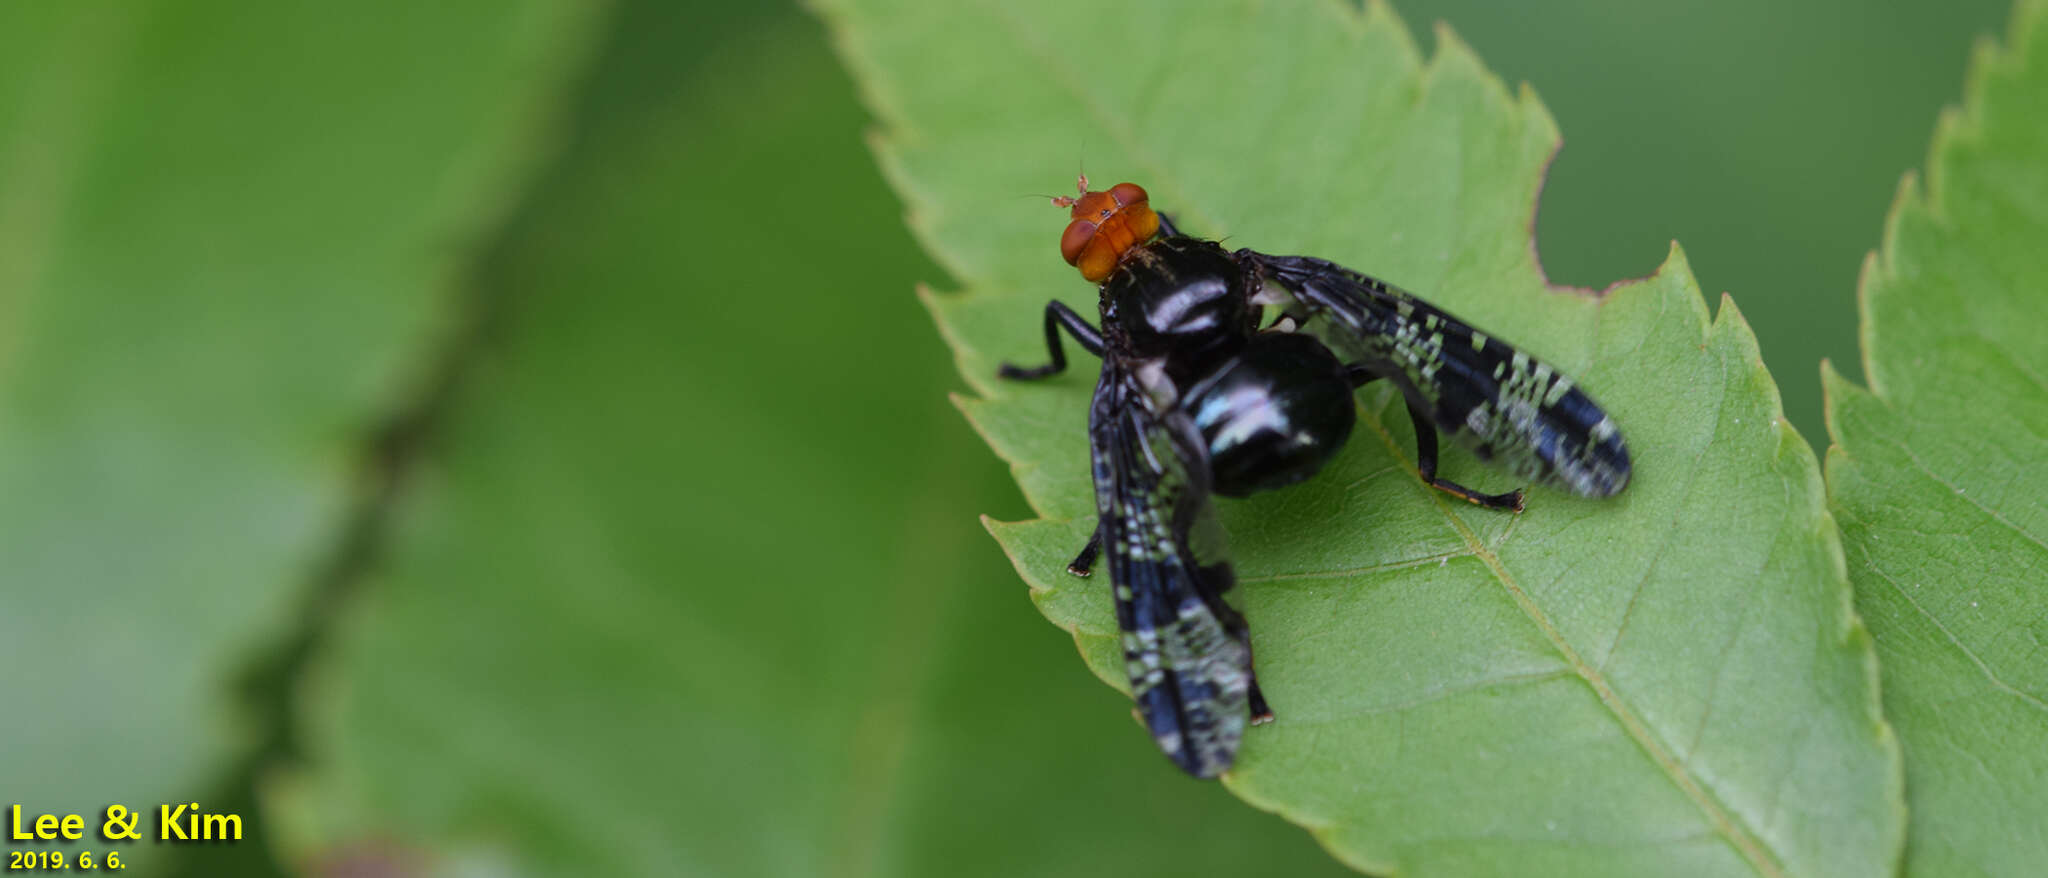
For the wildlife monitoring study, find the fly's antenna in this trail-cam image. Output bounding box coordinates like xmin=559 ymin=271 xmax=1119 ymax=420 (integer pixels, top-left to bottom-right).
xmin=1053 ymin=161 xmax=1088 ymax=208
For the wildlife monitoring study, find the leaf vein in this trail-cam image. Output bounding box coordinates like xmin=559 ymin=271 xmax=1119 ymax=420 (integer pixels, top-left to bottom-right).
xmin=1357 ymin=404 xmax=1788 ymax=878
xmin=1241 ymin=547 xmax=1477 ymax=585
xmin=975 ymin=0 xmax=1227 ymax=235
xmin=1891 ymin=435 xmax=2048 ymax=556
xmin=1286 ymin=667 xmax=1575 ymax=725
xmin=1862 ymin=557 xmax=2048 ymax=714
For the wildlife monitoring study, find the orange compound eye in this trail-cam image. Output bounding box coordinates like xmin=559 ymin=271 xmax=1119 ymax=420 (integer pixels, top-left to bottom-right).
xmin=1123 ymin=202 xmax=1159 ymax=242
xmin=1052 ymin=179 xmax=1161 ymax=281
xmin=1076 ymin=237 xmax=1120 ymax=283
xmin=1107 ymin=182 xmax=1149 ymax=208
xmin=1060 ymin=219 xmax=1098 ymax=266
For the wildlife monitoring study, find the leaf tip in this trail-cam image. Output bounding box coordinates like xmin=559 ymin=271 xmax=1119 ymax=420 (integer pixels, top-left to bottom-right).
xmin=1858 ymin=168 xmax=1925 ymax=402
xmin=1817 ymin=356 xmax=1846 ymax=391
xmin=1703 ymin=289 xmax=1831 ymax=458
xmin=1705 ymin=289 xmax=1757 ymax=352
xmin=1592 ymin=237 xmax=1692 ymax=297
xmin=1876 ymin=169 xmax=1923 ymax=264
xmin=1818 ymin=358 xmax=1874 ymax=448
xmin=1429 ymin=16 xmax=1464 ymax=49
xmin=1660 ymin=238 xmax=1692 ymax=276
xmin=1355 ymin=0 xmax=1425 ymax=68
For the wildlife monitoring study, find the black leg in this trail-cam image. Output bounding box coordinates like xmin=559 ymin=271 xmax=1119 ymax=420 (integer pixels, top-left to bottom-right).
xmin=1065 ymin=529 xmax=1101 ymax=577
xmin=1157 ymin=211 xmax=1184 ymax=238
xmin=1346 ymin=364 xmax=1380 ymax=388
xmin=999 ymin=301 xmax=1104 ymax=380
xmin=1405 ymin=401 xmax=1525 ymax=511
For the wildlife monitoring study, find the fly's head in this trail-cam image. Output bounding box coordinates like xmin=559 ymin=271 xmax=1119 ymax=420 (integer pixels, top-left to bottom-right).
xmin=1052 ymin=176 xmax=1160 ymax=283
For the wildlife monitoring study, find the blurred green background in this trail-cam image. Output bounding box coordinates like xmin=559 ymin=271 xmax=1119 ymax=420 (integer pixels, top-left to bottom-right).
xmin=0 ymin=1 xmax=2003 ymax=876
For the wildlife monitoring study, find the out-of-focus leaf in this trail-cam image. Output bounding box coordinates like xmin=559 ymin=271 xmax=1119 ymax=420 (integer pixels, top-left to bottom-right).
xmin=820 ymin=0 xmax=1902 ymax=874
xmin=266 ymin=5 xmax=1357 ymax=876
xmin=1823 ymin=2 xmax=2048 ymax=874
xmin=0 ymin=0 xmax=599 ymax=822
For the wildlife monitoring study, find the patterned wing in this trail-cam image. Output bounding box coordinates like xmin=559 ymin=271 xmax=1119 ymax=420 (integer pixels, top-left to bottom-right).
xmin=1246 ymin=252 xmax=1630 ymax=497
xmin=1088 ymin=357 xmax=1252 ymax=778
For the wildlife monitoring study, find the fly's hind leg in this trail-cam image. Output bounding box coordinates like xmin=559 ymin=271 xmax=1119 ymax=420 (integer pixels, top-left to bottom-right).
xmin=1404 ymin=400 xmax=1525 ymax=512
xmin=1248 ymin=677 xmax=1273 ymax=725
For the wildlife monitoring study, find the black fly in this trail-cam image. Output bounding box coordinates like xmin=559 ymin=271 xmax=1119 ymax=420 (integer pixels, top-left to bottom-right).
xmin=999 ymin=177 xmax=1631 ymax=778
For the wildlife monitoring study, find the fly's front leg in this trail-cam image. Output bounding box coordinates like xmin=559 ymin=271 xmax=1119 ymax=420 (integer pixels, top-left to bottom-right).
xmin=1404 ymin=401 xmax=1525 ymax=512
xmin=999 ymin=301 xmax=1105 ymax=380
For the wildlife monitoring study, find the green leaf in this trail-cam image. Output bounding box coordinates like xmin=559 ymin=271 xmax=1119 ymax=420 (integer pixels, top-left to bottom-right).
xmin=0 ymin=1 xmax=599 ymax=822
xmin=821 ymin=0 xmax=1902 ymax=874
xmin=267 ymin=6 xmax=1357 ymax=876
xmin=1823 ymin=2 xmax=2048 ymax=874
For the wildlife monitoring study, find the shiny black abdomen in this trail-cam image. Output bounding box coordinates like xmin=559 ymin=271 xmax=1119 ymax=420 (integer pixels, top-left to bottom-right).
xmin=1183 ymin=332 xmax=1356 ymax=498
xmin=1100 ymin=237 xmax=1355 ymax=497
xmin=1101 ymin=237 xmax=1253 ymax=370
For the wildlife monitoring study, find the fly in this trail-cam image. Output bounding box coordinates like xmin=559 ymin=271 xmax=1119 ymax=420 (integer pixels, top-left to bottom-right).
xmin=999 ymin=177 xmax=1631 ymax=778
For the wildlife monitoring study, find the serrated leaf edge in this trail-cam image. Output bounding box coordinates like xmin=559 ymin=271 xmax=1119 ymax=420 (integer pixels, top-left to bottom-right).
xmin=821 ymin=1 xmax=1905 ymax=874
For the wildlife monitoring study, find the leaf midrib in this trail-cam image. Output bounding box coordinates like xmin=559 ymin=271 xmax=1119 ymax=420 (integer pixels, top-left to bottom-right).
xmin=1357 ymin=401 xmax=1786 ymax=878
xmin=964 ymin=4 xmax=1790 ymax=874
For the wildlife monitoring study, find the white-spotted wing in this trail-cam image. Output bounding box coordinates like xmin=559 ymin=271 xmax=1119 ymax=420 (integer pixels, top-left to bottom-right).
xmin=1245 ymin=252 xmax=1630 ymax=497
xmin=1087 ymin=357 xmax=1252 ymax=778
